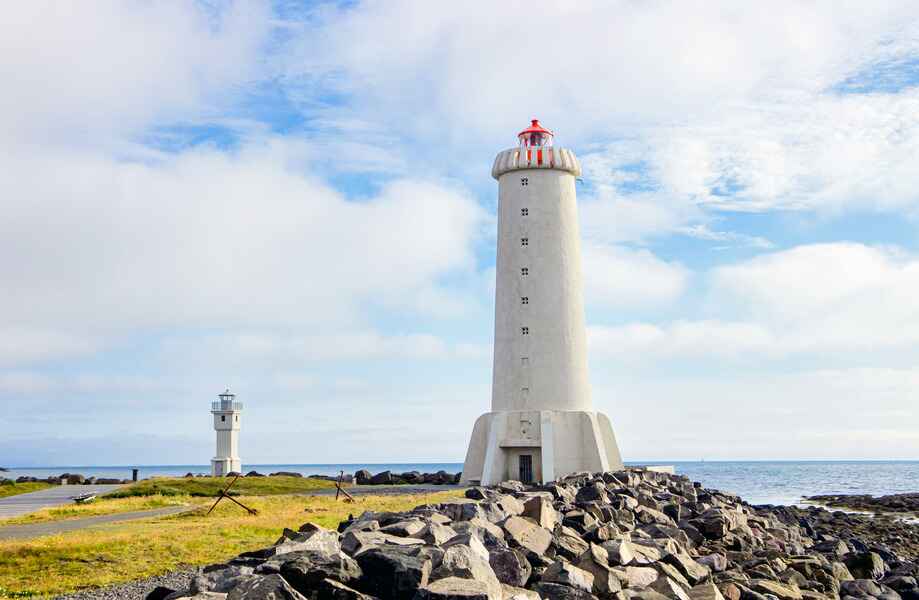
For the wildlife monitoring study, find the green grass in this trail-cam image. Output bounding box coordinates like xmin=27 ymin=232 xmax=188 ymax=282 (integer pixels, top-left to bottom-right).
xmin=106 ymin=475 xmax=337 ymax=498
xmin=0 ymin=482 xmax=53 ymax=499
xmin=0 ymin=491 xmax=462 ymax=598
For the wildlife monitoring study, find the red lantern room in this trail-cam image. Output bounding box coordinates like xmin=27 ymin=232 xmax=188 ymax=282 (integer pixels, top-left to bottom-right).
xmin=518 ymin=119 xmax=554 ymax=148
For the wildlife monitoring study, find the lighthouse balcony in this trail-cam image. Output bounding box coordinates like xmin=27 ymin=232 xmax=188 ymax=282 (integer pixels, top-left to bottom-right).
xmin=211 ymin=401 xmax=243 ymax=411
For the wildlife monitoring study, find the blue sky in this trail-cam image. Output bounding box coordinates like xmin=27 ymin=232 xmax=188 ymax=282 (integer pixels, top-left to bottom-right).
xmin=3 ymin=1 xmax=919 ymax=467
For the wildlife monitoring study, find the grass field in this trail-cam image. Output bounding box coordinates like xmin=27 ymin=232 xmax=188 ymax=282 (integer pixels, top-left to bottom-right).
xmin=0 ymin=482 xmax=54 ymax=500
xmin=0 ymin=490 xmax=461 ymax=598
xmin=106 ymin=475 xmax=338 ymax=498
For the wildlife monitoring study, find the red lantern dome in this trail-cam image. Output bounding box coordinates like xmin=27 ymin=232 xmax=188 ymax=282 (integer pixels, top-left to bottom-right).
xmin=518 ymin=119 xmax=554 ymax=148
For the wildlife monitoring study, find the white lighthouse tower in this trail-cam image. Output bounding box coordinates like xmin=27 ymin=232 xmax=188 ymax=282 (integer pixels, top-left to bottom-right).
xmin=461 ymin=120 xmax=624 ymax=486
xmin=211 ymin=388 xmax=242 ymax=477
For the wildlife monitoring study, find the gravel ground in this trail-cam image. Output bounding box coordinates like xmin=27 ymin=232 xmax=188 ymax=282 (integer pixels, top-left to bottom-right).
xmin=52 ymin=568 xmax=196 ymax=600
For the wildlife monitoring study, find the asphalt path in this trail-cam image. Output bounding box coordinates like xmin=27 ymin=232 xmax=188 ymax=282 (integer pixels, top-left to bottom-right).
xmin=0 ymin=505 xmax=192 ymax=540
xmin=0 ymin=484 xmax=124 ymax=520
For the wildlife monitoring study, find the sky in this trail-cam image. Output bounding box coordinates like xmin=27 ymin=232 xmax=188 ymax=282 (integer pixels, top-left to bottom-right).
xmin=3 ymin=1 xmax=919 ymax=467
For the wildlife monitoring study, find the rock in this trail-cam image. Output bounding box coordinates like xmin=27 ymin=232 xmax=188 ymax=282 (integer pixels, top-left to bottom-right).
xmin=500 ymin=584 xmax=539 ymax=600
xmin=442 ymin=534 xmax=490 ymax=563
xmin=190 ymin=565 xmax=255 ymax=593
xmin=688 ymin=583 xmax=726 ymax=600
xmin=839 ymin=579 xmax=902 ymax=600
xmin=269 ymin=471 xmax=303 ymax=478
xmin=242 ymin=524 xmax=341 ymax=560
xmin=370 ymin=471 xmax=394 ymax=485
xmin=575 ymin=482 xmax=608 ymax=504
xmin=555 ymin=528 xmax=591 ymax=561
xmin=718 ymin=583 xmax=742 ymax=600
xmin=414 ymin=523 xmax=459 ymax=546
xmin=278 ymin=550 xmax=363 ymax=592
xmin=522 ymin=496 xmax=559 ymax=530
xmin=316 ymin=578 xmax=380 ymax=600
xmin=381 ymin=520 xmax=426 ymax=537
xmin=845 ymin=551 xmax=887 ymax=580
xmin=501 ymin=516 xmax=552 ymax=556
xmin=619 ymin=566 xmax=660 ymax=588
xmin=530 ymin=582 xmax=599 ymax=600
xmin=148 ymin=587 xmax=177 ymax=600
xmin=245 ymin=471 xmax=264 ymax=477
xmin=431 ymin=544 xmax=502 ymax=598
xmin=489 ymin=548 xmax=532 ymax=587
xmin=602 ymin=540 xmax=638 ymax=566
xmin=542 ymin=561 xmax=595 ymax=594
xmin=356 ymin=546 xmax=433 ymax=600
xmin=66 ymin=473 xmax=85 ymax=485
xmin=226 ymin=574 xmax=307 ymax=599
xmin=466 ymin=488 xmax=490 ymax=501
xmin=750 ymin=580 xmax=803 ymax=600
xmin=414 ymin=577 xmax=496 ymax=600
xmin=342 ymin=530 xmax=425 ymax=556
xmin=355 ymin=470 xmax=373 ymax=485
xmin=575 ymin=544 xmax=622 ymax=596
xmin=651 ymin=577 xmax=692 ymax=600
xmin=662 ymin=552 xmax=711 ymax=585
xmin=697 ymin=554 xmax=727 ymax=573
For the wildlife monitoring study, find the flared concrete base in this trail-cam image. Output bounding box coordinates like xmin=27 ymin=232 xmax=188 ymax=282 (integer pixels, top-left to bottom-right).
xmin=460 ymin=410 xmax=623 ymax=486
xmin=211 ymin=458 xmax=241 ymax=477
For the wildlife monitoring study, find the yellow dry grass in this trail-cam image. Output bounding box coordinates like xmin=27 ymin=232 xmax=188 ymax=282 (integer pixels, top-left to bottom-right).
xmin=0 ymin=491 xmax=461 ymax=598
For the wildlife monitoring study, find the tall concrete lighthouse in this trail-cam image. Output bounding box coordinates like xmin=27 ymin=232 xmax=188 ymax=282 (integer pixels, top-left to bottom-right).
xmin=211 ymin=388 xmax=242 ymax=477
xmin=461 ymin=120 xmax=624 ymax=486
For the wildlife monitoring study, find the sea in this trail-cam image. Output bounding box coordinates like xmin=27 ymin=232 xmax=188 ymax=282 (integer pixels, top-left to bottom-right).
xmin=4 ymin=461 xmax=918 ymax=507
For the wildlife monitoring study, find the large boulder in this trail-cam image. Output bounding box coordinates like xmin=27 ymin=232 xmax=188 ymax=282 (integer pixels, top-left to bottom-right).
xmin=278 ymin=550 xmax=363 ymax=593
xmin=355 ymin=470 xmax=373 ymax=485
xmin=488 ymin=548 xmax=531 ymax=587
xmin=226 ymin=574 xmax=307 ymax=599
xmin=369 ymin=471 xmax=393 ymax=485
xmin=845 ymin=552 xmax=888 ymax=580
xmin=501 ymin=516 xmax=552 ymax=556
xmin=542 ymin=561 xmax=595 ymax=594
xmin=414 ymin=577 xmax=496 ymax=600
xmin=431 ymin=544 xmax=502 ymax=598
xmin=530 ymin=582 xmax=598 ymax=600
xmin=355 ymin=546 xmax=433 ymax=600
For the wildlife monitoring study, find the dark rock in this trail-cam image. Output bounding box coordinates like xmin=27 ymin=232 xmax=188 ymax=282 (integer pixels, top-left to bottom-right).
xmin=269 ymin=471 xmax=303 ymax=478
xmin=355 ymin=470 xmax=373 ymax=485
xmin=227 ymin=574 xmax=307 ymax=599
xmin=146 ymin=587 xmax=177 ymax=600
xmin=356 ymin=545 xmax=433 ymax=600
xmin=531 ymin=581 xmax=598 ymax=599
xmin=279 ymin=550 xmax=363 ymax=592
xmin=845 ymin=551 xmax=888 ymax=580
xmin=245 ymin=471 xmax=265 ymax=477
xmin=489 ymin=547 xmax=531 ymax=587
xmin=317 ymin=578 xmax=380 ymax=600
xmin=840 ymin=579 xmax=902 ymax=600
xmin=501 ymin=516 xmax=552 ymax=556
xmin=369 ymin=471 xmax=394 ymax=485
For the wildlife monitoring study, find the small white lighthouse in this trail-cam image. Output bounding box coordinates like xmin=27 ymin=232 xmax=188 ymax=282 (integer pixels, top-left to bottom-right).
xmin=461 ymin=120 xmax=624 ymax=486
xmin=211 ymin=388 xmax=242 ymax=477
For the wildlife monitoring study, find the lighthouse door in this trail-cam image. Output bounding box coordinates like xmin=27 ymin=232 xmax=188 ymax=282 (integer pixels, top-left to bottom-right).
xmin=519 ymin=454 xmax=533 ymax=483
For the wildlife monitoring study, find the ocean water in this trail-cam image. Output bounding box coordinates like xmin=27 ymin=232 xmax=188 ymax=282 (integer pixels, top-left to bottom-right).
xmin=5 ymin=461 xmax=918 ymax=507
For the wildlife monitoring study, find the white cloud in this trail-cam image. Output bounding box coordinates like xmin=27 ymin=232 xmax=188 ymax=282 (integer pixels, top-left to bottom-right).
xmin=582 ymin=244 xmax=689 ymax=309
xmin=591 ymin=243 xmax=919 ymax=361
xmin=0 ymin=142 xmax=486 ymax=359
xmin=0 ymin=1 xmax=272 ymax=148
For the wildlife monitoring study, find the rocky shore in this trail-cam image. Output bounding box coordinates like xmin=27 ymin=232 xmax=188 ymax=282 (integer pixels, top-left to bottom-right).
xmin=109 ymin=469 xmax=919 ymax=600
xmin=806 ymin=494 xmax=919 ymax=518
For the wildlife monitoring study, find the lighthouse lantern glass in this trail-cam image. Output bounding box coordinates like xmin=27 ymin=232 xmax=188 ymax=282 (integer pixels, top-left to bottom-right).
xmin=518 ymin=119 xmax=554 ymax=148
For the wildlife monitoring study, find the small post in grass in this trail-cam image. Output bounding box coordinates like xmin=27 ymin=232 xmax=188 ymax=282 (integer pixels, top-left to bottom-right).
xmin=335 ymin=470 xmax=355 ymax=503
xmin=206 ymin=474 xmax=258 ymax=516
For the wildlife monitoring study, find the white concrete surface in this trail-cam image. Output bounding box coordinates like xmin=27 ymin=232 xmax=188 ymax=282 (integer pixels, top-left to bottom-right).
xmin=0 ymin=484 xmax=124 ymax=519
xmin=462 ymin=124 xmax=624 ymax=486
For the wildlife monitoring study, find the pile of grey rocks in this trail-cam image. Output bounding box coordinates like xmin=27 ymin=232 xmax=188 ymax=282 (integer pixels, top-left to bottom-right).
xmin=147 ymin=469 xmax=919 ymax=600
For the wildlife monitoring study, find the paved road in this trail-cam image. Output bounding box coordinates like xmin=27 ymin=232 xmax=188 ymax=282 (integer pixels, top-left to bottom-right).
xmin=0 ymin=505 xmax=191 ymax=540
xmin=0 ymin=484 xmax=124 ymax=520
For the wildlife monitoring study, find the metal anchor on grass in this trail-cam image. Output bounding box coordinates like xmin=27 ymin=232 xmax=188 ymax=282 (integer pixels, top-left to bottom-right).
xmin=206 ymin=474 xmax=258 ymax=516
